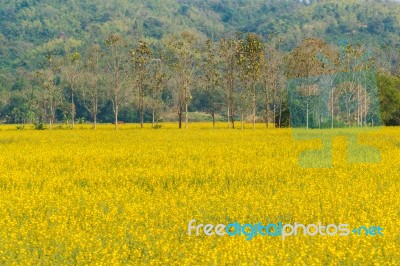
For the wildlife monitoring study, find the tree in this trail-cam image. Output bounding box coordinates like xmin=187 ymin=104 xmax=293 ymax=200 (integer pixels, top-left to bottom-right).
xmin=148 ymin=54 xmax=168 ymax=127
xmin=104 ymin=34 xmax=130 ymax=130
xmin=238 ymin=33 xmax=263 ymax=129
xmin=262 ymin=43 xmax=285 ymax=128
xmin=377 ymin=72 xmax=400 ymax=126
xmin=201 ymin=39 xmax=222 ymax=128
xmin=166 ymin=31 xmax=199 ymax=129
xmin=131 ymin=40 xmax=152 ymax=128
xmin=330 ymin=43 xmax=376 ymax=128
xmin=81 ymin=44 xmax=104 ymax=129
xmin=219 ymin=37 xmax=238 ymax=129
xmin=61 ymin=52 xmax=82 ymax=128
xmin=35 ymin=57 xmax=63 ymax=129
xmin=286 ymin=38 xmax=337 ymax=129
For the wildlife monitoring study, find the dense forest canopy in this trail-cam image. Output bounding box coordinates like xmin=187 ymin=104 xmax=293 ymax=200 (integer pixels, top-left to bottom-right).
xmin=1 ymin=0 xmax=400 ymax=72
xmin=0 ymin=0 xmax=399 ymax=127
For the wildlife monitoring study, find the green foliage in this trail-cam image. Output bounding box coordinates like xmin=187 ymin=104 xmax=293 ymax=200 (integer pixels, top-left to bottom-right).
xmin=1 ymin=0 xmax=399 ymax=74
xmin=377 ymin=73 xmax=400 ymax=125
xmin=77 ymin=117 xmax=85 ymax=124
xmin=33 ymin=122 xmax=45 ymax=130
xmin=0 ymin=0 xmax=400 ymax=126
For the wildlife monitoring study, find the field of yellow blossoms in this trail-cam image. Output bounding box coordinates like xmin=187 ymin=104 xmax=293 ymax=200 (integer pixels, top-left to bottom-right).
xmin=0 ymin=123 xmax=399 ymax=264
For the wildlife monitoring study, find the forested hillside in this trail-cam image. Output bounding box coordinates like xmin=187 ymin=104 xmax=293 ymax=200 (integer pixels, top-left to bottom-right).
xmin=0 ymin=0 xmax=399 ymax=127
xmin=1 ymin=0 xmax=400 ymax=68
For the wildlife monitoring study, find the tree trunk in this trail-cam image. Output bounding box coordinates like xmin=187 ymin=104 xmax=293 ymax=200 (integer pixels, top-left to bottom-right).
xmin=266 ymin=84 xmax=269 ymax=129
xmin=140 ymin=108 xmax=144 ymax=128
xmin=140 ymin=90 xmax=144 ymax=129
xmin=227 ymin=70 xmax=234 ymax=129
xmin=319 ymin=112 xmax=322 ymax=129
xmin=331 ymin=89 xmax=334 ymax=129
xmin=185 ymin=101 xmax=188 ymax=130
xmin=212 ymin=111 xmax=215 ymax=128
xmin=152 ymin=108 xmax=155 ymax=127
xmin=241 ymin=111 xmax=244 ymax=130
xmin=184 ymin=79 xmax=189 ymax=130
xmin=115 ymin=104 xmax=118 ymax=130
xmin=357 ymin=86 xmax=361 ymax=127
xmin=227 ymin=105 xmax=230 ymax=129
xmin=93 ymin=113 xmax=97 ymax=130
xmin=71 ymin=90 xmax=75 ymax=129
xmin=306 ymin=100 xmax=309 ymax=130
xmin=278 ymin=96 xmax=283 ymax=128
xmin=252 ymin=83 xmax=256 ymax=130
xmin=49 ymin=104 xmax=54 ymax=130
xmin=364 ymin=90 xmax=367 ymax=127
xmin=229 ymin=101 xmax=235 ymax=129
xmin=178 ymin=102 xmax=182 ymax=129
xmin=273 ymin=81 xmax=277 ymax=128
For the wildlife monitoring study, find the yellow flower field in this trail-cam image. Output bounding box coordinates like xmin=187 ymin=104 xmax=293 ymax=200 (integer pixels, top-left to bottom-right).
xmin=0 ymin=123 xmax=399 ymax=265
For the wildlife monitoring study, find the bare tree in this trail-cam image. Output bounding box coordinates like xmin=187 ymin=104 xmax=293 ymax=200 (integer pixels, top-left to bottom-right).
xmin=60 ymin=52 xmax=81 ymax=128
xmin=262 ymin=44 xmax=284 ymax=128
xmin=81 ymin=44 xmax=104 ymax=129
xmin=201 ymin=39 xmax=222 ymax=128
xmin=219 ymin=37 xmax=238 ymax=129
xmin=131 ymin=40 xmax=152 ymax=128
xmin=148 ymin=55 xmax=168 ymax=127
xmin=238 ymin=33 xmax=263 ymax=129
xmin=104 ymin=34 xmax=130 ymax=130
xmin=286 ymin=38 xmax=337 ymax=129
xmin=35 ymin=65 xmax=63 ymax=129
xmin=336 ymin=44 xmax=374 ymax=127
xmin=166 ymin=32 xmax=199 ymax=129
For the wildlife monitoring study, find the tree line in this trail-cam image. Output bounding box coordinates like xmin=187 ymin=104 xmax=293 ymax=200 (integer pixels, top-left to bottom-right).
xmin=2 ymin=32 xmax=400 ymax=129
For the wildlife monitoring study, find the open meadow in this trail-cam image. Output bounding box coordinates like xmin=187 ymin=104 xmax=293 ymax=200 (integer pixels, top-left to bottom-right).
xmin=0 ymin=123 xmax=399 ymax=264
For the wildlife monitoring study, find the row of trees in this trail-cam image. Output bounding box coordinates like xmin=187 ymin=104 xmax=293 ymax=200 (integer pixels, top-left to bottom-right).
xmin=2 ymin=32 xmax=400 ymax=129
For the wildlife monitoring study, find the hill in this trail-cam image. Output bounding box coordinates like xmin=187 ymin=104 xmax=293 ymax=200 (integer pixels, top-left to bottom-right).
xmin=1 ymin=0 xmax=399 ymax=73
xmin=0 ymin=0 xmax=399 ymax=126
